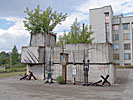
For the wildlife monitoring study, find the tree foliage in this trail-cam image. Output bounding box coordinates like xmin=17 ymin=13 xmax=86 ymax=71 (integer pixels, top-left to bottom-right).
xmin=0 ymin=51 xmax=9 ymax=66
xmin=11 ymin=45 xmax=20 ymax=65
xmin=0 ymin=46 xmax=25 ymax=69
xmin=23 ymin=5 xmax=67 ymax=33
xmin=57 ymin=18 xmax=94 ymax=46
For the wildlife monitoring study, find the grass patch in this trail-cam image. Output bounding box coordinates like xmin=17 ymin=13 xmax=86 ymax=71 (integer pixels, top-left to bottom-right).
xmin=115 ymin=65 xmax=133 ymax=68
xmin=0 ymin=67 xmax=26 ymax=73
xmin=0 ymin=71 xmax=25 ymax=78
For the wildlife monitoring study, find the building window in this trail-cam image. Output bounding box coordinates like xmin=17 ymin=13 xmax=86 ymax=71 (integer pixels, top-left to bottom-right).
xmin=124 ymin=43 xmax=130 ymax=50
xmin=124 ymin=53 xmax=131 ymax=60
xmin=123 ymin=34 xmax=130 ymax=40
xmin=113 ymin=34 xmax=119 ymax=41
xmin=123 ymin=23 xmax=130 ymax=30
xmin=105 ymin=16 xmax=109 ymax=23
xmin=124 ymin=63 xmax=131 ymax=66
xmin=115 ymin=63 xmax=120 ymax=66
xmin=113 ymin=54 xmax=119 ymax=60
xmin=105 ymin=12 xmax=109 ymax=23
xmin=113 ymin=25 xmax=119 ymax=30
xmin=113 ymin=44 xmax=119 ymax=50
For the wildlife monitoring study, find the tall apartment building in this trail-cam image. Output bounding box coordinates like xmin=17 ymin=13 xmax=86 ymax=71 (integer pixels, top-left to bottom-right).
xmin=90 ymin=5 xmax=133 ymax=66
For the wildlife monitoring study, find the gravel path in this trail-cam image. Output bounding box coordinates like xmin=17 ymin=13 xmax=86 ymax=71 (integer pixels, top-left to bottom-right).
xmin=0 ymin=69 xmax=132 ymax=100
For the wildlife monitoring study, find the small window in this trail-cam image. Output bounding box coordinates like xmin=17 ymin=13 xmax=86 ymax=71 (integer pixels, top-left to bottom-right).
xmin=113 ymin=25 xmax=119 ymax=30
xmin=113 ymin=54 xmax=119 ymax=60
xmin=123 ymin=34 xmax=130 ymax=40
xmin=124 ymin=43 xmax=130 ymax=50
xmin=105 ymin=12 xmax=109 ymax=23
xmin=105 ymin=16 xmax=109 ymax=23
xmin=123 ymin=23 xmax=130 ymax=30
xmin=113 ymin=34 xmax=119 ymax=41
xmin=124 ymin=53 xmax=131 ymax=60
xmin=113 ymin=44 xmax=119 ymax=50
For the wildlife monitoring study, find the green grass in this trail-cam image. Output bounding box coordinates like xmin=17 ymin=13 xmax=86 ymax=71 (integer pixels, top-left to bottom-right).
xmin=115 ymin=65 xmax=133 ymax=68
xmin=0 ymin=67 xmax=26 ymax=73
xmin=0 ymin=71 xmax=25 ymax=78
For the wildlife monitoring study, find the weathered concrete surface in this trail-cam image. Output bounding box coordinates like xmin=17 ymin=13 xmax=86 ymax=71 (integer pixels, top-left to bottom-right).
xmin=0 ymin=69 xmax=132 ymax=100
xmin=27 ymin=64 xmax=45 ymax=79
xmin=22 ymin=43 xmax=115 ymax=85
xmin=30 ymin=32 xmax=56 ymax=47
xmin=21 ymin=46 xmax=45 ymax=64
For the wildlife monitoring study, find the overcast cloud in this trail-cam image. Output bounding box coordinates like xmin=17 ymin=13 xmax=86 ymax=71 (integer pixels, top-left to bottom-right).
xmin=0 ymin=0 xmax=133 ymax=52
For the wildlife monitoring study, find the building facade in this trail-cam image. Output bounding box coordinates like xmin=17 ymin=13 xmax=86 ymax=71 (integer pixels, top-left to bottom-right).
xmin=90 ymin=5 xmax=133 ymax=66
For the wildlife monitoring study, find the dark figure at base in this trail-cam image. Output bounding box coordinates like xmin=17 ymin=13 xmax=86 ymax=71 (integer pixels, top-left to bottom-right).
xmin=45 ymin=72 xmax=53 ymax=84
xmin=20 ymin=71 xmax=37 ymax=80
xmin=20 ymin=73 xmax=28 ymax=80
xmin=27 ymin=71 xmax=37 ymax=80
xmin=83 ymin=65 xmax=89 ymax=86
xmin=83 ymin=60 xmax=90 ymax=86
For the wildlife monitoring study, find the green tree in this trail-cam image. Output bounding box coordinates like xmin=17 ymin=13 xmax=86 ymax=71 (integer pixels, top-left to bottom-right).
xmin=0 ymin=51 xmax=9 ymax=66
xmin=57 ymin=30 xmax=68 ymax=46
xmin=78 ymin=25 xmax=94 ymax=43
xmin=23 ymin=5 xmax=67 ymax=33
xmin=57 ymin=18 xmax=94 ymax=45
xmin=11 ymin=45 xmax=20 ymax=66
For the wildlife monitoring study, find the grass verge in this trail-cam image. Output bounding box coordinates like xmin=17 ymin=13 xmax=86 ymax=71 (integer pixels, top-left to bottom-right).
xmin=0 ymin=67 xmax=26 ymax=73
xmin=116 ymin=65 xmax=133 ymax=69
xmin=0 ymin=71 xmax=25 ymax=78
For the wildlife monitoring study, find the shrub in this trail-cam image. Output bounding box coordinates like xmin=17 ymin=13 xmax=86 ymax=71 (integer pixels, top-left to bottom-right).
xmin=56 ymin=76 xmax=63 ymax=84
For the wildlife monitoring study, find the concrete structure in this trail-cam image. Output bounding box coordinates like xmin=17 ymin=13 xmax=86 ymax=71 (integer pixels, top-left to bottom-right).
xmin=30 ymin=32 xmax=56 ymax=47
xmin=21 ymin=25 xmax=116 ymax=84
xmin=90 ymin=5 xmax=133 ymax=66
xmin=21 ymin=32 xmax=56 ymax=79
xmin=21 ymin=46 xmax=45 ymax=64
xmin=21 ymin=41 xmax=116 ymax=84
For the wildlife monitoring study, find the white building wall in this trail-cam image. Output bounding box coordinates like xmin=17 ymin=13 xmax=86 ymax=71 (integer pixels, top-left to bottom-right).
xmin=90 ymin=6 xmax=133 ymax=66
xmin=90 ymin=6 xmax=113 ymax=43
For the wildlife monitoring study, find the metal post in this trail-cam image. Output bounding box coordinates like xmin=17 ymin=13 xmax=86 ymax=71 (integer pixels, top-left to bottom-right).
xmin=48 ymin=25 xmax=50 ymax=46
xmin=87 ymin=60 xmax=90 ymax=71
xmin=48 ymin=47 xmax=52 ymax=83
xmin=9 ymin=53 xmax=12 ymax=70
xmin=83 ymin=23 xmax=85 ymax=42
xmin=83 ymin=59 xmax=85 ymax=86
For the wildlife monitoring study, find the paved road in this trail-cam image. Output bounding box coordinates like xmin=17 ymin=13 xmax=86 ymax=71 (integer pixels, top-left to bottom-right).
xmin=0 ymin=69 xmax=133 ymax=100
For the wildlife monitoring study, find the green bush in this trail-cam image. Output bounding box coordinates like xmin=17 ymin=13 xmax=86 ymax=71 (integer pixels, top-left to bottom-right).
xmin=56 ymin=76 xmax=63 ymax=84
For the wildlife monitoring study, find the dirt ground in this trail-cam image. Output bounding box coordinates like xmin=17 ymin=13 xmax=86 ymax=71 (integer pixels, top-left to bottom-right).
xmin=0 ymin=69 xmax=133 ymax=100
